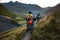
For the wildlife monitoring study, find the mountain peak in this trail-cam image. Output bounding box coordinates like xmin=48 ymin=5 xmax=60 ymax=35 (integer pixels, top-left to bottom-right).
xmin=15 ymin=1 xmax=19 ymax=3
xmin=9 ymin=1 xmax=19 ymax=3
xmin=9 ymin=1 xmax=13 ymax=3
xmin=55 ymin=3 xmax=60 ymax=7
xmin=57 ymin=3 xmax=60 ymax=6
xmin=58 ymin=3 xmax=60 ymax=5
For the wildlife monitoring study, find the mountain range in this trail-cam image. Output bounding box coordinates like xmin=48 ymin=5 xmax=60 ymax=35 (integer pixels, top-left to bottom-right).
xmin=1 ymin=1 xmax=50 ymax=17
xmin=0 ymin=3 xmax=15 ymax=18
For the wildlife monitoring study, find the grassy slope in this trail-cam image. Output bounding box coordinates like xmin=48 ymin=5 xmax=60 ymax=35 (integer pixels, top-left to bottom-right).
xmin=0 ymin=3 xmax=15 ymax=19
xmin=0 ymin=3 xmax=26 ymax=40
xmin=0 ymin=3 xmax=21 ymax=26
xmin=32 ymin=4 xmax=60 ymax=40
xmin=0 ymin=26 xmax=26 ymax=40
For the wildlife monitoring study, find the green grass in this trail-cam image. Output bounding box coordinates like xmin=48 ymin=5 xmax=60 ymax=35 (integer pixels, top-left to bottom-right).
xmin=32 ymin=20 xmax=60 ymax=40
xmin=0 ymin=26 xmax=26 ymax=40
xmin=0 ymin=4 xmax=15 ymax=18
xmin=16 ymin=29 xmax=26 ymax=40
xmin=31 ymin=12 xmax=60 ymax=40
xmin=0 ymin=4 xmax=26 ymax=39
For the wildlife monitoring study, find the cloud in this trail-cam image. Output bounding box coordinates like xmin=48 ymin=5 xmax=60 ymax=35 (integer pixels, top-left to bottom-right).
xmin=18 ymin=0 xmax=60 ymax=7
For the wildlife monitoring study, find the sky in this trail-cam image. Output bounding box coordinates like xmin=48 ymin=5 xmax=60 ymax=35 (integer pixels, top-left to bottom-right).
xmin=0 ymin=0 xmax=60 ymax=8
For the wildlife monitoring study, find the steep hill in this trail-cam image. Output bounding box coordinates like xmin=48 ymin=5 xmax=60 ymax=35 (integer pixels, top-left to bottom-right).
xmin=2 ymin=1 xmax=28 ymax=14
xmin=0 ymin=4 xmax=20 ymax=32
xmin=32 ymin=3 xmax=60 ymax=40
xmin=0 ymin=3 xmax=15 ymax=18
xmin=41 ymin=7 xmax=51 ymax=17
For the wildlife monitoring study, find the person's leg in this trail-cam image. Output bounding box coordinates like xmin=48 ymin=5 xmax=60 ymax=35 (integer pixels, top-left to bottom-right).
xmin=26 ymin=24 xmax=29 ymax=32
xmin=30 ymin=26 xmax=34 ymax=34
xmin=30 ymin=21 xmax=34 ymax=34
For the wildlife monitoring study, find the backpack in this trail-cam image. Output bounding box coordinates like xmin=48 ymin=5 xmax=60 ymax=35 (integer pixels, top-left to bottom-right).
xmin=27 ymin=14 xmax=33 ymax=20
xmin=27 ymin=20 xmax=32 ymax=25
xmin=33 ymin=17 xmax=36 ymax=21
xmin=26 ymin=14 xmax=33 ymax=25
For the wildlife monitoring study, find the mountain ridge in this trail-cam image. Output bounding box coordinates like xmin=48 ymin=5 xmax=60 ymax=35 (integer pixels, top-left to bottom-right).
xmin=1 ymin=1 xmax=44 ymax=16
xmin=1 ymin=1 xmax=51 ymax=17
xmin=0 ymin=3 xmax=15 ymax=18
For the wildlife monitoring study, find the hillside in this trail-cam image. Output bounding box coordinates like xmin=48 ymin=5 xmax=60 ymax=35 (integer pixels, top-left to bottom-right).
xmin=0 ymin=3 xmax=21 ymax=32
xmin=0 ymin=3 xmax=15 ymax=19
xmin=32 ymin=3 xmax=60 ymax=40
xmin=41 ymin=7 xmax=51 ymax=17
xmin=2 ymin=1 xmax=28 ymax=15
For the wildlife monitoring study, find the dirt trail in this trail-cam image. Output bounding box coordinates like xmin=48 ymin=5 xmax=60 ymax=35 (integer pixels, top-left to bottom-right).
xmin=21 ymin=24 xmax=37 ymax=40
xmin=21 ymin=32 xmax=31 ymax=40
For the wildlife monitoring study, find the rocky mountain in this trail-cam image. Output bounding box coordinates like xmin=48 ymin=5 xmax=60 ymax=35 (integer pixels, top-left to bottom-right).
xmin=2 ymin=1 xmax=28 ymax=14
xmin=32 ymin=3 xmax=60 ymax=40
xmin=0 ymin=3 xmax=15 ymax=18
xmin=1 ymin=1 xmax=51 ymax=17
xmin=1 ymin=1 xmax=42 ymax=16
